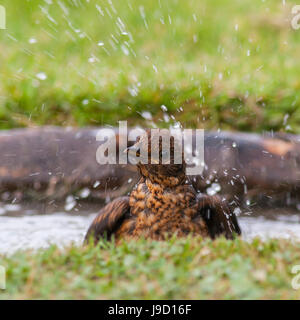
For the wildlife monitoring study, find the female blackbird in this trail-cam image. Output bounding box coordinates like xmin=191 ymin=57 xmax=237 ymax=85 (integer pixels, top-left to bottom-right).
xmin=85 ymin=130 xmax=241 ymax=243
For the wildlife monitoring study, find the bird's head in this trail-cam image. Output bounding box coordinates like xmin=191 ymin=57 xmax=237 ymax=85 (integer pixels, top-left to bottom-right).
xmin=126 ymin=129 xmax=186 ymax=186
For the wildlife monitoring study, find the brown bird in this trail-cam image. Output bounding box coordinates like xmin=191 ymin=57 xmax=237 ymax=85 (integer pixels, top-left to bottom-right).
xmin=85 ymin=130 xmax=241 ymax=244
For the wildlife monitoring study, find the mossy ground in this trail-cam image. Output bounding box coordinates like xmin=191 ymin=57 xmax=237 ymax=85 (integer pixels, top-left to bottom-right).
xmin=1 ymin=237 xmax=300 ymax=299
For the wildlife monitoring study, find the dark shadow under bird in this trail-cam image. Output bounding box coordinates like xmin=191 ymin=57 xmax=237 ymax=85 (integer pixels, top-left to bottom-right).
xmin=85 ymin=130 xmax=241 ymax=244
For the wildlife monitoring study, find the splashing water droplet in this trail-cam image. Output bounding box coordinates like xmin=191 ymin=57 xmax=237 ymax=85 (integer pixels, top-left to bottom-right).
xmin=141 ymin=111 xmax=152 ymax=120
xmin=29 ymin=38 xmax=37 ymax=44
xmin=93 ymin=181 xmax=101 ymax=188
xmin=36 ymin=72 xmax=47 ymax=80
xmin=80 ymin=188 xmax=90 ymax=199
xmin=161 ymin=105 xmax=168 ymax=112
xmin=121 ymin=44 xmax=129 ymax=56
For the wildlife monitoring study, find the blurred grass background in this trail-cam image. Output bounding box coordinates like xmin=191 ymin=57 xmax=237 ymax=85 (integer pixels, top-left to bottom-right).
xmin=0 ymin=0 xmax=299 ymax=132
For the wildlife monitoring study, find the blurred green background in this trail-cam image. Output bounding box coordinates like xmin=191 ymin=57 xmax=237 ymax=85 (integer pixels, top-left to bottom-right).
xmin=0 ymin=0 xmax=299 ymax=132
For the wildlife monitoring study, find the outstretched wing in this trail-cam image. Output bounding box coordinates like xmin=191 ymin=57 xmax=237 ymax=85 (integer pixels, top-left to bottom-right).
xmin=84 ymin=196 xmax=130 ymax=244
xmin=197 ymin=194 xmax=241 ymax=239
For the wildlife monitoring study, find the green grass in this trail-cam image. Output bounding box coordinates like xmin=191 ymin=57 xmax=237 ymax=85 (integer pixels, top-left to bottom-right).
xmin=0 ymin=0 xmax=300 ymax=132
xmin=1 ymin=237 xmax=300 ymax=299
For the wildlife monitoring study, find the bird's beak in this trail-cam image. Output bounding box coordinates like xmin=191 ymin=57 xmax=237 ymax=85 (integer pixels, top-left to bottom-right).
xmin=124 ymin=145 xmax=139 ymax=153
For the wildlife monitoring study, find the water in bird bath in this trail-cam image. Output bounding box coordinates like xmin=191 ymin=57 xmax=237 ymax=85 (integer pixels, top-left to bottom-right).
xmin=1 ymin=203 xmax=300 ymax=255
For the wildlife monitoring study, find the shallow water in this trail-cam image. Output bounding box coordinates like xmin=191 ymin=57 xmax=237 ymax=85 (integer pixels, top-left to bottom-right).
xmin=0 ymin=213 xmax=94 ymax=255
xmin=1 ymin=204 xmax=300 ymax=255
